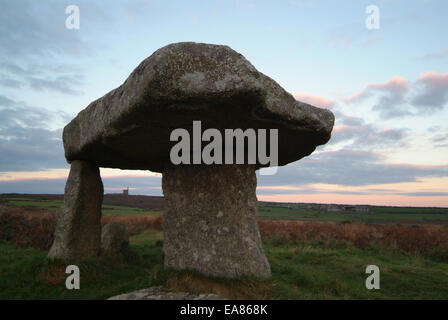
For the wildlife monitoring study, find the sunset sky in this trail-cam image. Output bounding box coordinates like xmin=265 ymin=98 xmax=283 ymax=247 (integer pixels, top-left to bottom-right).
xmin=1 ymin=0 xmax=447 ymax=207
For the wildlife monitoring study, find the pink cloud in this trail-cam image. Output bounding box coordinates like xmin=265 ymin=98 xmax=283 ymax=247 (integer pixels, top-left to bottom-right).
xmin=332 ymin=125 xmax=365 ymax=135
xmin=417 ymin=71 xmax=448 ymax=85
xmin=369 ymin=75 xmax=408 ymax=91
xmin=292 ymin=92 xmax=335 ymax=108
xmin=342 ymin=75 xmax=409 ymax=103
xmin=258 ymin=193 xmax=448 ymax=207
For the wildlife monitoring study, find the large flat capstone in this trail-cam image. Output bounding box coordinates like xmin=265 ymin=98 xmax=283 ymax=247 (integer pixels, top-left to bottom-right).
xmin=63 ymin=42 xmax=334 ymax=172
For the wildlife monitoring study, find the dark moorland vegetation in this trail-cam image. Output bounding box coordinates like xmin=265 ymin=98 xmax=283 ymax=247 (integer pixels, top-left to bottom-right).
xmin=1 ymin=194 xmax=448 ymax=299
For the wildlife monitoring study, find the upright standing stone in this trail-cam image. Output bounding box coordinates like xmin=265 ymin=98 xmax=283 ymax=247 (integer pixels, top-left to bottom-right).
xmin=101 ymin=222 xmax=130 ymax=256
xmin=48 ymin=160 xmax=103 ymax=261
xmin=162 ymin=165 xmax=271 ymax=278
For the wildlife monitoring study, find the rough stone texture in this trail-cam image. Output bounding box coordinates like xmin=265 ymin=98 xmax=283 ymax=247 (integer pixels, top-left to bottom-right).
xmin=63 ymin=42 xmax=334 ymax=172
xmin=108 ymin=286 xmax=224 ymax=300
xmin=101 ymin=222 xmax=130 ymax=256
xmin=162 ymin=164 xmax=270 ymax=278
xmin=48 ymin=160 xmax=103 ymax=261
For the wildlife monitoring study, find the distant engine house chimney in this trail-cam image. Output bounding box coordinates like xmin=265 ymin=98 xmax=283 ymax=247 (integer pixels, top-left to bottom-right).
xmin=123 ymin=187 xmax=129 ymax=197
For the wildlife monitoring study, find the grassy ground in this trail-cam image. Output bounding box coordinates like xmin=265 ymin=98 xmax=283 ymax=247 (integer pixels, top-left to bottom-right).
xmin=1 ymin=197 xmax=161 ymax=216
xmin=258 ymin=206 xmax=448 ymax=223
xmin=1 ymin=230 xmax=447 ymax=299
xmin=1 ymin=196 xmax=447 ymax=299
xmin=0 ymin=237 xmax=162 ymax=299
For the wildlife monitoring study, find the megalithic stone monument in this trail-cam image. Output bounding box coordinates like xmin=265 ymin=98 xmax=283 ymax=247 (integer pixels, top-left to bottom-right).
xmin=49 ymin=42 xmax=334 ymax=278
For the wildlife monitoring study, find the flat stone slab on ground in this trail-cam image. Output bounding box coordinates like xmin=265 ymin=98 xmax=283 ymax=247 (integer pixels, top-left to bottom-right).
xmin=108 ymin=286 xmax=224 ymax=300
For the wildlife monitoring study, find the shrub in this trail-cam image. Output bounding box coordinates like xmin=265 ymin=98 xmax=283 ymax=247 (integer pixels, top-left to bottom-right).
xmin=0 ymin=205 xmax=163 ymax=250
xmin=258 ymin=220 xmax=448 ymax=259
xmin=102 ymin=215 xmax=163 ymax=235
xmin=0 ymin=205 xmax=57 ymax=250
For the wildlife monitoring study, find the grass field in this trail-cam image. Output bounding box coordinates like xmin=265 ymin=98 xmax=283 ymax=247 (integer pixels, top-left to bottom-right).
xmin=1 ymin=197 xmax=161 ymax=216
xmin=1 ymin=230 xmax=447 ymax=299
xmin=1 ymin=195 xmax=448 ymax=299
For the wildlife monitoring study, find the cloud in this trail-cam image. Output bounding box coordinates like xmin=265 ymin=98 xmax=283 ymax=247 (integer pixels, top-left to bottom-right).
xmin=417 ymin=47 xmax=448 ymax=60
xmin=0 ymin=95 xmax=17 ymax=107
xmin=0 ymin=95 xmax=71 ymax=128
xmin=0 ymin=77 xmax=24 ymax=88
xmin=330 ymin=124 xmax=408 ymax=149
xmin=291 ymin=98 xmax=408 ymax=151
xmin=257 ymin=185 xmax=448 ymax=198
xmin=342 ymin=76 xmax=409 ymax=111
xmin=337 ymin=113 xmax=364 ymax=126
xmin=342 ymin=73 xmax=448 ymax=118
xmin=412 ymin=72 xmax=448 ymax=112
xmin=0 ymin=128 xmax=66 ymax=172
xmin=0 ymin=1 xmax=90 ymax=60
xmin=292 ymin=92 xmax=335 ymax=108
xmin=430 ymin=128 xmax=448 ymax=148
xmin=432 ymin=132 xmax=447 ymax=143
xmin=0 ymin=96 xmax=71 ymax=172
xmin=0 ymin=61 xmax=85 ymax=95
xmin=0 ymin=175 xmax=163 ymax=195
xmin=400 ymin=192 xmax=448 ymax=197
xmin=0 ymin=2 xmax=91 ymax=95
xmin=28 ymin=75 xmax=84 ymax=95
xmin=427 ymin=125 xmax=441 ymax=133
xmin=258 ymin=149 xmax=448 ymax=187
xmin=0 ymin=178 xmax=67 ymax=194
xmin=0 ymin=62 xmax=84 ymax=80
xmin=320 ymin=108 xmax=409 ymax=150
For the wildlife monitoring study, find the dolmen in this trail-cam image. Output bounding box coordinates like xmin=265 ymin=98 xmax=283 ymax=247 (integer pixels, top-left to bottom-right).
xmin=48 ymin=42 xmax=334 ymax=278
